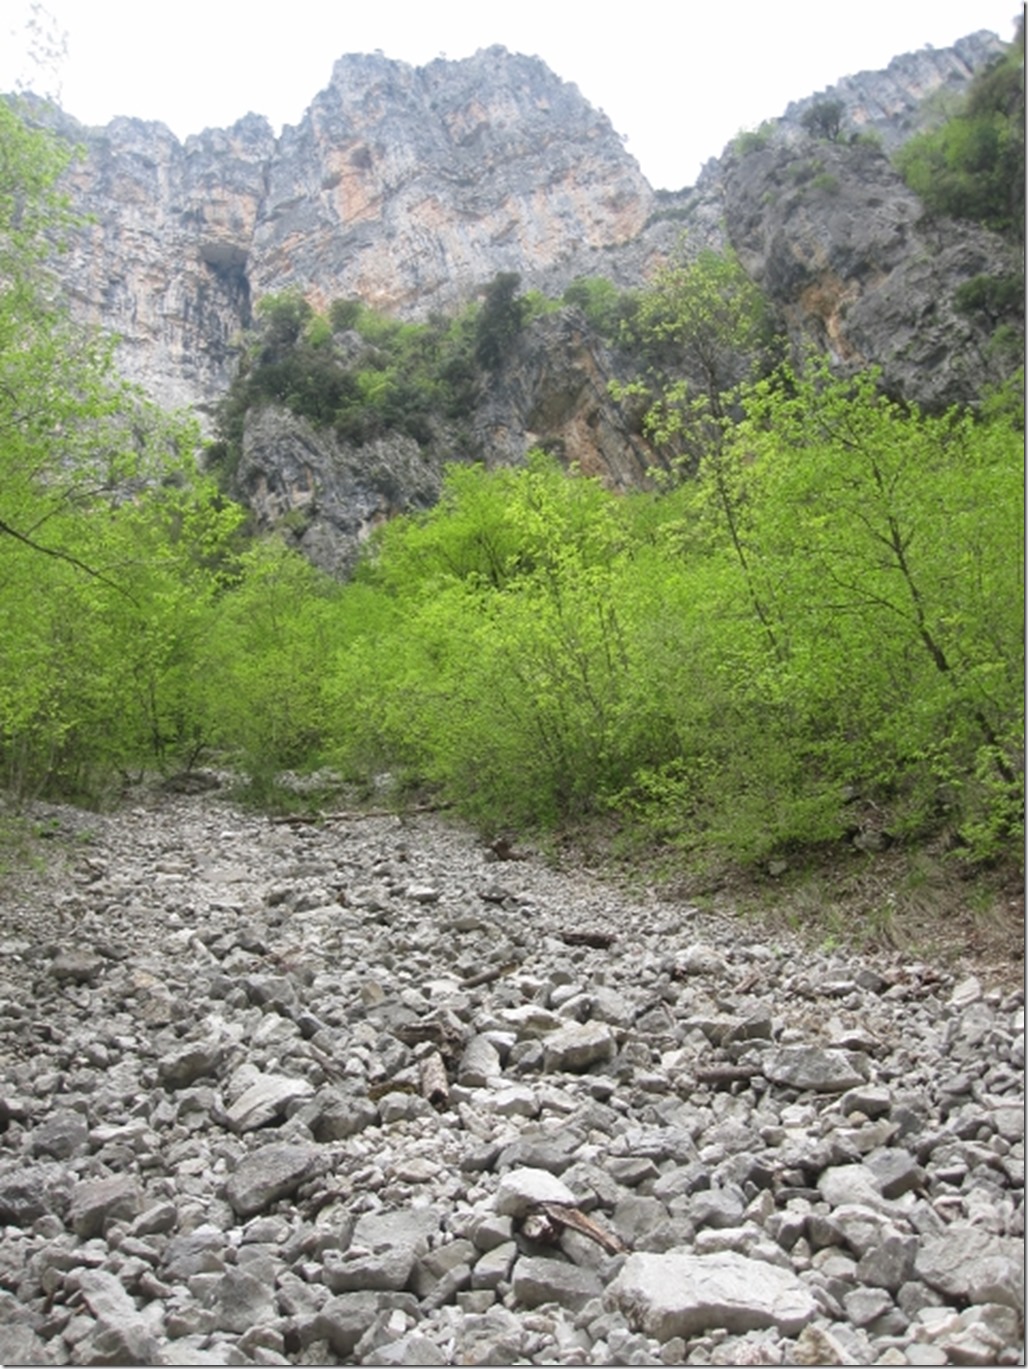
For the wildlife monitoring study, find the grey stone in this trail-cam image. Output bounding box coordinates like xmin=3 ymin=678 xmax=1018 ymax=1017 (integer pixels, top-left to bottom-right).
xmin=307 ymin=1088 xmax=379 ymax=1141
xmin=495 ymin=1167 xmax=577 ymax=1216
xmin=0 ymin=1324 xmax=56 ymax=1365
xmin=314 ymin=1292 xmax=387 ymax=1358
xmin=29 ymin=1110 xmax=89 ymax=1160
xmin=914 ymin=1227 xmax=1025 ymax=1312
xmin=224 ymin=1142 xmax=321 ymax=1218
xmin=363 ymin=1334 xmax=449 ymax=1365
xmin=511 ymin=1255 xmax=603 ymax=1312
xmin=412 ymin=1239 xmax=476 ymax=1300
xmin=763 ymin=1046 xmax=868 ymax=1092
xmin=468 ymin=1211 xmax=514 ymax=1254
xmin=225 ymin=1072 xmax=314 ymax=1132
xmin=542 ymin=1020 xmax=616 ymax=1072
xmin=352 ymin=1206 xmax=442 ymax=1259
xmin=607 ymin=1250 xmax=819 ymax=1339
xmin=839 ymin=1084 xmax=893 ymax=1119
xmin=843 ymin=1285 xmax=894 ymax=1326
xmin=69 ymin=1173 xmax=142 ymax=1238
xmin=157 ymin=1038 xmax=225 ymax=1089
xmin=866 ymin=1147 xmax=925 ymax=1198
xmin=472 ymin=1240 xmax=517 ymax=1290
xmin=497 ymin=1132 xmax=581 ymax=1175
xmin=690 ymin=1188 xmax=746 ymax=1230
xmin=323 ymin=1244 xmax=415 ymax=1292
xmin=855 ymin=1233 xmax=918 ymax=1291
xmin=817 ymin=1164 xmax=891 ymax=1211
xmin=612 ymin=1195 xmax=673 ymax=1249
xmin=51 ymin=948 xmax=105 ymax=984
xmin=791 ymin=1323 xmax=855 ymax=1366
xmin=0 ymin=1166 xmax=51 ymax=1227
xmin=211 ymin=1266 xmax=278 ymax=1333
xmin=458 ymin=1035 xmax=503 ymax=1087
xmin=162 ymin=1226 xmax=229 ymax=1279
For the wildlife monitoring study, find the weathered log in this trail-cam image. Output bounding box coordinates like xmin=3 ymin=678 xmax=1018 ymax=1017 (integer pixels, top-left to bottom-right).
xmin=461 ymin=961 xmax=522 ymax=989
xmin=419 ymin=1051 xmax=450 ymax=1107
xmin=532 ymin=1202 xmax=628 ymax=1255
xmin=560 ymin=930 xmax=616 ymax=949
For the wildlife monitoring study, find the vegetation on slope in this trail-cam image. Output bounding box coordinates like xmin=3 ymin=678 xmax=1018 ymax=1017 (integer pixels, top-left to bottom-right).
xmin=895 ymin=16 xmax=1025 ymax=241
xmin=0 ymin=99 xmax=1023 ymax=894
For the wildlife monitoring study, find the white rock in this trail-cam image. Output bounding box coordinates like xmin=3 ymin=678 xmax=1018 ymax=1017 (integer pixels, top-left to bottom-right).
xmin=607 ymin=1250 xmax=819 ymax=1340
xmin=495 ymin=1168 xmax=577 ymax=1217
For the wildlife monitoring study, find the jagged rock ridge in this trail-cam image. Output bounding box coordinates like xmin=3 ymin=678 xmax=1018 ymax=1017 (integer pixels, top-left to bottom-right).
xmin=39 ymin=32 xmax=1010 ymax=420
xmin=21 ymin=32 xmax=1020 ymax=572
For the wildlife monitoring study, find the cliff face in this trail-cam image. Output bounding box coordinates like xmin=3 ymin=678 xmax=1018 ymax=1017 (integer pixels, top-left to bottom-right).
xmin=44 ymin=33 xmax=1011 ymax=420
xmin=29 ymin=32 xmax=1019 ymax=571
xmin=252 ymin=48 xmax=654 ymax=317
xmin=46 ymin=47 xmax=655 ymax=420
xmin=719 ymin=133 xmax=1017 ymax=408
xmin=53 ymin=109 xmax=274 ymax=416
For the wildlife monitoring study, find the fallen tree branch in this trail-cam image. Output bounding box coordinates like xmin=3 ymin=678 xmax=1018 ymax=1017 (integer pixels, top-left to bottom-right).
xmin=523 ymin=1202 xmax=629 ymax=1256
xmin=271 ymin=801 xmax=453 ymax=827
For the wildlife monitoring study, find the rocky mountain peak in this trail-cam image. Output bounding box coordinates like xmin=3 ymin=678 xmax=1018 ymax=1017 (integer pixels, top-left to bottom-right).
xmin=24 ymin=29 xmax=1023 ymax=457
xmin=779 ymin=29 xmax=1008 ymax=149
xmin=252 ymin=44 xmax=652 ymax=317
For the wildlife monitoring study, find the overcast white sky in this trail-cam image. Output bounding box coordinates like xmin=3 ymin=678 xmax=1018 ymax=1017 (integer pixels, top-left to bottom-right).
xmin=2 ymin=2 xmax=1021 ymax=188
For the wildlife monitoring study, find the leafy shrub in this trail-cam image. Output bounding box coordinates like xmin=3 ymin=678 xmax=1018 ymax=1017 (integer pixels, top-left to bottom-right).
xmin=895 ymin=22 xmax=1025 ymax=238
xmin=733 ymin=121 xmax=776 ymax=155
xmin=800 ymin=99 xmax=845 ymax=141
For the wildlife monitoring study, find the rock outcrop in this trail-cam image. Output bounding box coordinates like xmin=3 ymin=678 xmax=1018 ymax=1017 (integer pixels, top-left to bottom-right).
xmin=32 ymin=32 xmax=1011 ymax=423
xmin=0 ymin=784 xmax=1022 ymax=1365
xmin=718 ymin=132 xmax=1019 ymax=408
xmin=250 ymin=48 xmax=654 ymax=319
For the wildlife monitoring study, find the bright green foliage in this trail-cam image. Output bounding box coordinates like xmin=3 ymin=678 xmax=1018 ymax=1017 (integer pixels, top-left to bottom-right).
xmin=323 ymin=376 xmax=1022 ymax=867
xmin=702 ymin=362 xmax=1024 ymax=856
xmin=732 ymin=121 xmax=776 ymax=156
xmin=0 ymin=98 xmax=246 ymax=800
xmin=612 ymin=247 xmax=779 ymax=470
xmin=895 ymin=22 xmax=1025 ymax=238
xmin=211 ymin=293 xmax=479 ymax=474
xmin=194 ymin=539 xmax=349 ymax=782
xmin=561 ymin=277 xmax=630 ymax=339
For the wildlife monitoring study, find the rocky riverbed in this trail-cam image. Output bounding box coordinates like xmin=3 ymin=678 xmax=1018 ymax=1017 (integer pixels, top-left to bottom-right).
xmin=0 ymin=782 xmax=1022 ymax=1367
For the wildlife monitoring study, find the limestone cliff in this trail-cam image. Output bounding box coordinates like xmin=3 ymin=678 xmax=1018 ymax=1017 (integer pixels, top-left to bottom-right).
xmin=41 ymin=47 xmax=656 ymax=421
xmin=16 ymin=31 xmax=1019 ymax=574
xmin=718 ymin=131 xmax=1019 ymax=408
xmin=38 ymin=33 xmax=1009 ymax=423
xmin=251 ymin=48 xmax=654 ymax=317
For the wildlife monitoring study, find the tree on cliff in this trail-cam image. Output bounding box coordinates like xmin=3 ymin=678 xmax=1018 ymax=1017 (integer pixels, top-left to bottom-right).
xmin=474 ymin=272 xmax=529 ymax=371
xmin=0 ymin=99 xmax=242 ymax=798
xmin=896 ymin=19 xmax=1025 ymax=239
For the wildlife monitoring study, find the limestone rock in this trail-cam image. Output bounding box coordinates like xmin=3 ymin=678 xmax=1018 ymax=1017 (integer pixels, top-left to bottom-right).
xmin=763 ymin=1046 xmax=868 ymax=1093
xmin=914 ymin=1226 xmax=1025 ymax=1312
xmin=607 ymin=1249 xmax=819 ymax=1339
xmin=224 ymin=1072 xmax=314 ymax=1132
xmin=511 ymin=1255 xmax=604 ymax=1312
xmin=495 ymin=1167 xmax=577 ymax=1217
xmin=224 ymin=1142 xmax=321 ymax=1218
xmin=542 ymin=1020 xmax=616 ymax=1073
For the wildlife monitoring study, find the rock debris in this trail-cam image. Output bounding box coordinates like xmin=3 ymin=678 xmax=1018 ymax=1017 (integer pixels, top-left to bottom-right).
xmin=0 ymin=786 xmax=1022 ymax=1365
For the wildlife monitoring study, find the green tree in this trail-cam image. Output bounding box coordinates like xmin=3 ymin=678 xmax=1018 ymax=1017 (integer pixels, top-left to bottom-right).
xmin=800 ymin=99 xmax=845 ymax=141
xmin=0 ymin=98 xmax=244 ymax=799
xmin=895 ymin=22 xmax=1025 ymax=238
xmin=612 ymin=246 xmax=779 ymax=470
xmin=473 ymin=272 xmax=528 ymax=371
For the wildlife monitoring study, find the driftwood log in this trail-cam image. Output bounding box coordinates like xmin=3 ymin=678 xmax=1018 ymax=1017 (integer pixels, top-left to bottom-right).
xmin=418 ymin=1051 xmax=450 ymax=1108
xmin=521 ymin=1202 xmax=628 ymax=1256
